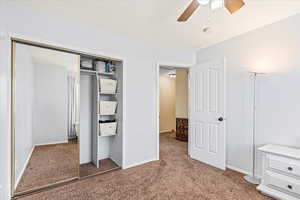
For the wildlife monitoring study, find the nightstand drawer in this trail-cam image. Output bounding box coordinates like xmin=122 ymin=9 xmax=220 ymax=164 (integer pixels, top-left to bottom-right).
xmin=267 ymin=154 xmax=300 ymax=177
xmin=265 ymin=171 xmax=300 ymax=196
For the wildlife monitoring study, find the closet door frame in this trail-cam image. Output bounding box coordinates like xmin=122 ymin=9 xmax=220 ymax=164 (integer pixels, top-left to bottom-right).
xmin=10 ymin=37 xmax=123 ymax=198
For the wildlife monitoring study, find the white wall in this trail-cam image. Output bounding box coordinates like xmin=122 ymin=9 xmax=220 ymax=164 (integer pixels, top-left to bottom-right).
xmin=0 ymin=1 xmax=195 ymax=198
xmin=15 ymin=43 xmax=35 ymax=186
xmin=196 ymin=13 xmax=300 ymax=176
xmin=80 ymin=75 xmax=93 ymax=164
xmin=0 ymin=1 xmax=11 ymax=197
xmin=0 ymin=23 xmax=11 ymax=200
xmin=109 ymin=64 xmax=124 ymax=166
xmin=33 ymin=61 xmax=69 ymax=145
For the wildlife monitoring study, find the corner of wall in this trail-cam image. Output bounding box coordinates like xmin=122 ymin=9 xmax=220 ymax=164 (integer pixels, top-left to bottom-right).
xmin=0 ymin=32 xmax=11 ymax=200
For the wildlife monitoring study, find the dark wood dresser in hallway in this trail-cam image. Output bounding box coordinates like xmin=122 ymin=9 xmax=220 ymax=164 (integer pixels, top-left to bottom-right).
xmin=176 ymin=118 xmax=188 ymax=142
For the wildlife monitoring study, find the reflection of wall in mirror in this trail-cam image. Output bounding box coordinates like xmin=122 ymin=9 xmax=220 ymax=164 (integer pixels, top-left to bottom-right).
xmin=33 ymin=61 xmax=69 ymax=145
xmin=15 ymin=44 xmax=35 ymax=186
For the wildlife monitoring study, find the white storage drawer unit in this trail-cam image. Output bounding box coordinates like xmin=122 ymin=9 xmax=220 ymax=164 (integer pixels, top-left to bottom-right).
xmin=265 ymin=171 xmax=300 ymax=195
xmin=267 ymin=155 xmax=300 ymax=178
xmin=258 ymin=144 xmax=300 ymax=200
xmin=99 ymin=79 xmax=117 ymax=94
xmin=99 ymin=101 xmax=117 ymax=115
xmin=99 ymin=121 xmax=117 ymax=136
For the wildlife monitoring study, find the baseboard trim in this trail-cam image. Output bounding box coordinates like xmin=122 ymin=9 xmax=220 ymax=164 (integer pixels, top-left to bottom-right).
xmin=226 ymin=165 xmax=262 ymax=179
xmin=15 ymin=146 xmax=35 ymax=188
xmin=226 ymin=165 xmax=251 ymax=176
xmin=123 ymin=158 xmax=158 ymax=169
xmin=160 ymin=130 xmax=172 ymax=134
xmin=35 ymin=140 xmax=68 ymax=146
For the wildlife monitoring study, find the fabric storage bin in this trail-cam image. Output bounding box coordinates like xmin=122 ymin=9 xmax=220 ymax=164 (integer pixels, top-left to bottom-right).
xmin=99 ymin=101 xmax=117 ymax=115
xmin=100 ymin=79 xmax=117 ymax=94
xmin=99 ymin=121 xmax=117 ymax=136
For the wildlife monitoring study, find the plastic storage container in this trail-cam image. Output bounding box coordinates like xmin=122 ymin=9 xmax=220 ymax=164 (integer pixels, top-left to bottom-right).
xmin=100 ymin=79 xmax=117 ymax=94
xmin=95 ymin=61 xmax=106 ymax=72
xmin=99 ymin=101 xmax=117 ymax=115
xmin=81 ymin=59 xmax=93 ymax=69
xmin=99 ymin=121 xmax=117 ymax=136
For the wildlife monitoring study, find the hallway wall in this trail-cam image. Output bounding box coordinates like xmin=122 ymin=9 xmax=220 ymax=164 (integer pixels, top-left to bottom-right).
xmin=175 ymin=69 xmax=188 ymax=119
xmin=159 ymin=76 xmax=176 ymax=133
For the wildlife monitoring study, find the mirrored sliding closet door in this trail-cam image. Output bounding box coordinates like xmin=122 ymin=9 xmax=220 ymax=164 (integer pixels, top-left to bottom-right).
xmin=12 ymin=41 xmax=80 ymax=196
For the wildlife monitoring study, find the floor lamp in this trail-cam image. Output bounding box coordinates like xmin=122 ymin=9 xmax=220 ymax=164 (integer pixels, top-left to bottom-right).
xmin=244 ymin=72 xmax=262 ymax=185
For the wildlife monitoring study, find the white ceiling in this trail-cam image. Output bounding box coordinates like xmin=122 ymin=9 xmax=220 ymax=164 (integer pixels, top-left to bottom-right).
xmin=15 ymin=0 xmax=300 ymax=49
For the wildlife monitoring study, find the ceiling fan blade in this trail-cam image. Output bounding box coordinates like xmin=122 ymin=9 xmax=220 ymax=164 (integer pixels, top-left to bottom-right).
xmin=177 ymin=0 xmax=200 ymax=22
xmin=224 ymin=0 xmax=245 ymax=14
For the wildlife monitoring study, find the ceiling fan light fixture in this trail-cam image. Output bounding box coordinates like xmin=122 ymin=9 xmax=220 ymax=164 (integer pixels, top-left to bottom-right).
xmin=168 ymin=73 xmax=176 ymax=78
xmin=197 ymin=0 xmax=210 ymax=6
xmin=210 ymin=0 xmax=224 ymax=11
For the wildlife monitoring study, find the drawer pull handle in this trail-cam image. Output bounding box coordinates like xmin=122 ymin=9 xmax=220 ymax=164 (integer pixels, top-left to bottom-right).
xmin=288 ymin=167 xmax=293 ymax=171
xmin=287 ymin=185 xmax=293 ymax=190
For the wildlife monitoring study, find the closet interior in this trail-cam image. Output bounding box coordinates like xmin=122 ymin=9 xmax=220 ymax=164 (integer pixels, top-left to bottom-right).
xmin=79 ymin=56 xmax=123 ymax=177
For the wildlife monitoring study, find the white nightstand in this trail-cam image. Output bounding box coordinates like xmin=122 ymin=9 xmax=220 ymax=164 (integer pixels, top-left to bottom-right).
xmin=257 ymin=144 xmax=300 ymax=200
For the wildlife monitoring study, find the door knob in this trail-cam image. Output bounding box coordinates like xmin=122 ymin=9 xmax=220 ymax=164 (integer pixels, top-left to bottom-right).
xmin=218 ymin=117 xmax=224 ymax=122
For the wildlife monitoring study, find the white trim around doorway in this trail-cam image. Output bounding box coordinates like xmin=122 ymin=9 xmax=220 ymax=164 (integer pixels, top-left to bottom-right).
xmin=156 ymin=63 xmax=190 ymax=160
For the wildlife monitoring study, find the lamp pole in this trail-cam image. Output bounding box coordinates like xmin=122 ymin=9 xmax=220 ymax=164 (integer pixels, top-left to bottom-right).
xmin=244 ymin=72 xmax=261 ymax=185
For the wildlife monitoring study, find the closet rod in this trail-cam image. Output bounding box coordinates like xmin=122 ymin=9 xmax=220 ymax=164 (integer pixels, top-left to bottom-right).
xmin=80 ymin=70 xmax=97 ymax=76
xmin=80 ymin=74 xmax=96 ymax=77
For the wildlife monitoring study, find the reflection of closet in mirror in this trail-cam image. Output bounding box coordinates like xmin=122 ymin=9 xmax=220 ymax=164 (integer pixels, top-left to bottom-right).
xmin=80 ymin=56 xmax=123 ymax=177
xmin=13 ymin=42 xmax=80 ymax=195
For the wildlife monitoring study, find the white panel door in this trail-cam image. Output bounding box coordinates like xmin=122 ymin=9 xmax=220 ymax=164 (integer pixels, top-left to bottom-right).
xmin=189 ymin=59 xmax=226 ymax=170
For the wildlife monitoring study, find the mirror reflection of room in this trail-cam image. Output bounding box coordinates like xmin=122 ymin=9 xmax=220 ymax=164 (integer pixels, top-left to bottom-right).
xmin=14 ymin=43 xmax=80 ymax=194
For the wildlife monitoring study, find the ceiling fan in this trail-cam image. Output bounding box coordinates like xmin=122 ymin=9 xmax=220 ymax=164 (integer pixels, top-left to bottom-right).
xmin=177 ymin=0 xmax=245 ymax=22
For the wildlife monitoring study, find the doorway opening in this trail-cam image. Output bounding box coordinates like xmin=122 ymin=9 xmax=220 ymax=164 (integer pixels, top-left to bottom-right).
xmin=158 ymin=65 xmax=189 ymax=157
xmin=157 ymin=59 xmax=226 ymax=171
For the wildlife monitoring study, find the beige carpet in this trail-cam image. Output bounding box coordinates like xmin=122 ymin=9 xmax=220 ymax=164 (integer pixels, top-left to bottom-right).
xmin=16 ymin=141 xmax=79 ymax=193
xmin=17 ymin=133 xmax=272 ymax=200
